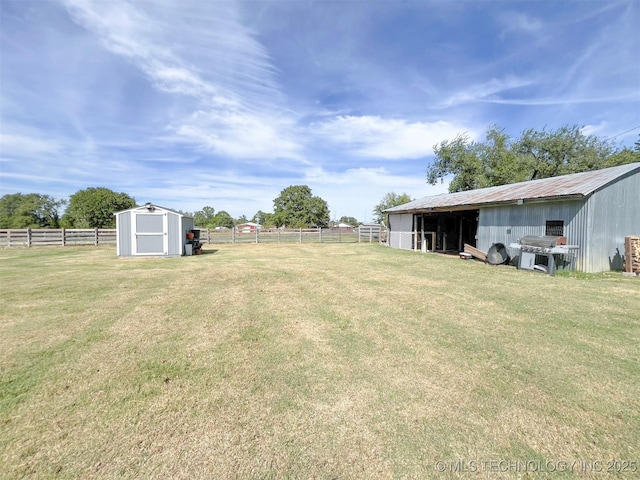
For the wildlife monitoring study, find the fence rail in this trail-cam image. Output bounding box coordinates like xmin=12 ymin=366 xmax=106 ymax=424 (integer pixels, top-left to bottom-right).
xmin=0 ymin=226 xmax=387 ymax=248
xmin=0 ymin=228 xmax=116 ymax=247
xmin=196 ymin=226 xmax=387 ymax=245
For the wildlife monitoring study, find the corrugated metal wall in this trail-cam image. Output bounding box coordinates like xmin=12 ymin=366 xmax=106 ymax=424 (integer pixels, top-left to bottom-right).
xmin=388 ymin=213 xmax=414 ymax=250
xmin=584 ymin=171 xmax=640 ymax=273
xmin=116 ymin=211 xmax=132 ymax=256
xmin=478 ymin=200 xmax=588 ymax=271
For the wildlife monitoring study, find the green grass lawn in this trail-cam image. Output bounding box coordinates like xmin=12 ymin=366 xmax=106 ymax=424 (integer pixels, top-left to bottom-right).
xmin=1 ymin=244 xmax=639 ymax=479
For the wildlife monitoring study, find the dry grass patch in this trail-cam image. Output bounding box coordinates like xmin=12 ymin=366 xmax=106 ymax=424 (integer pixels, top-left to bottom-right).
xmin=1 ymin=244 xmax=639 ymax=479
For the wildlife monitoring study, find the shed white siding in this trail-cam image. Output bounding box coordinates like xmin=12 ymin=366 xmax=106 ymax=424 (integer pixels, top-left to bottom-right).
xmin=115 ymin=204 xmax=193 ymax=257
xmin=116 ymin=211 xmax=132 ymax=257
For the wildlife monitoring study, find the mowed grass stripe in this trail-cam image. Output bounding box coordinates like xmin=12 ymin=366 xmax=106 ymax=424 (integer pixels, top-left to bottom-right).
xmin=0 ymin=243 xmax=638 ymax=479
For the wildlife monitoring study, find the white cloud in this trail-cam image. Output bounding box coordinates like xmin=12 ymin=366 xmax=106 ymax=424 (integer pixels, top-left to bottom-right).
xmin=63 ymin=0 xmax=300 ymax=160
xmin=441 ymin=76 xmax=534 ymax=107
xmin=580 ymin=122 xmax=609 ymax=137
xmin=301 ymin=166 xmax=451 ymax=222
xmin=173 ymin=110 xmax=302 ymax=160
xmin=312 ymin=116 xmax=475 ymax=159
xmin=499 ymin=12 xmax=543 ymax=35
xmin=0 ymin=133 xmax=61 ymax=156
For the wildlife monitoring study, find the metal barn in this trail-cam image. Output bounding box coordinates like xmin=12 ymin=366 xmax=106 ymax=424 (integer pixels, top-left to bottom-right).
xmin=114 ymin=203 xmax=195 ymax=257
xmin=385 ymin=162 xmax=640 ymax=273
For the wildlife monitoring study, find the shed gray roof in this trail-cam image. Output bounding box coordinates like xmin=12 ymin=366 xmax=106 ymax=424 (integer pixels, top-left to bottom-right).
xmin=385 ymin=162 xmax=640 ymax=213
xmin=114 ymin=203 xmax=193 ymax=218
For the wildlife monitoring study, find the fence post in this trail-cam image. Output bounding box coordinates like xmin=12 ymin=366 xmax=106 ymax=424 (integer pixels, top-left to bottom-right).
xmin=370 ymin=228 xmax=373 ymax=243
xmin=299 ymin=228 xmax=302 ymax=243
xmin=358 ymin=227 xmax=361 ymax=243
xmin=61 ymin=228 xmax=66 ymax=246
xmin=27 ymin=228 xmax=32 ymax=247
xmin=278 ymin=229 xmax=280 ymax=243
xmin=256 ymin=227 xmax=259 ymax=244
xmin=319 ymin=227 xmax=322 ymax=243
xmin=94 ymin=227 xmax=98 ymax=246
xmin=232 ymin=227 xmax=236 ymax=244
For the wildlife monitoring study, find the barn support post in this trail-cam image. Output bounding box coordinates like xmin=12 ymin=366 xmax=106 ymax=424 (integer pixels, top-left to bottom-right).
xmin=27 ymin=228 xmax=32 ymax=248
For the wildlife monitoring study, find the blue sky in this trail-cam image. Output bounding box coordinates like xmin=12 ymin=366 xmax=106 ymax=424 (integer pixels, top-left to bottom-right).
xmin=1 ymin=0 xmax=639 ymax=221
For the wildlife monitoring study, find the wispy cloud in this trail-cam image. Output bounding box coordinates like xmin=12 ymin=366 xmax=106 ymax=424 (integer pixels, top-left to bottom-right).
xmin=483 ymin=92 xmax=640 ymax=106
xmin=498 ymin=11 xmax=543 ymax=35
xmin=1 ymin=0 xmax=638 ymax=220
xmin=439 ymin=76 xmax=535 ymax=107
xmin=172 ymin=110 xmax=303 ymax=160
xmin=63 ymin=0 xmax=300 ymax=160
xmin=0 ymin=133 xmax=62 ymax=157
xmin=312 ymin=116 xmax=476 ymax=159
xmin=301 ymin=166 xmax=451 ymax=220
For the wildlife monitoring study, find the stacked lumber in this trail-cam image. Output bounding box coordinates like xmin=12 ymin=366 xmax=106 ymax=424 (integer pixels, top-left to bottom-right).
xmin=464 ymin=243 xmax=487 ymax=262
xmin=625 ymin=236 xmax=640 ymax=274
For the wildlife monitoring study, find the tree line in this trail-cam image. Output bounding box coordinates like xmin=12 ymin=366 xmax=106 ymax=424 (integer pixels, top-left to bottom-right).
xmin=0 ymin=185 xmax=359 ymax=230
xmin=427 ymin=125 xmax=639 ymax=192
xmin=195 ymin=185 xmax=359 ymax=229
xmin=0 ymin=188 xmax=136 ymax=229
xmin=374 ymin=125 xmax=639 ymax=224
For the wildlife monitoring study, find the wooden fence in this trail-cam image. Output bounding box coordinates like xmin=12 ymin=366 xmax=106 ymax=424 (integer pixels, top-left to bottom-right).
xmin=0 ymin=228 xmax=116 ymax=247
xmin=196 ymin=226 xmax=387 ymax=245
xmin=0 ymin=226 xmax=387 ymax=248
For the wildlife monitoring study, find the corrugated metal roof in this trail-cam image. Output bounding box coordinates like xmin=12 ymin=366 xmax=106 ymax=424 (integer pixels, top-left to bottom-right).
xmin=386 ymin=162 xmax=640 ymax=213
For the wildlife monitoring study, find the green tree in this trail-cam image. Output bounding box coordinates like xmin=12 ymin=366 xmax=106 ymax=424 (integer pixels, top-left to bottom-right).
xmin=236 ymin=214 xmax=248 ymax=225
xmin=0 ymin=193 xmax=65 ymax=228
xmin=64 ymin=187 xmax=135 ymax=228
xmin=603 ymin=135 xmax=640 ymax=166
xmin=373 ymin=192 xmax=413 ymax=225
xmin=251 ymin=210 xmax=274 ymax=227
xmin=272 ymin=185 xmax=330 ymax=228
xmin=339 ymin=216 xmax=360 ymax=227
xmin=212 ymin=210 xmax=235 ymax=229
xmin=517 ymin=125 xmax=615 ymax=179
xmin=193 ymin=206 xmax=216 ymax=228
xmin=428 ymin=125 xmax=636 ymax=193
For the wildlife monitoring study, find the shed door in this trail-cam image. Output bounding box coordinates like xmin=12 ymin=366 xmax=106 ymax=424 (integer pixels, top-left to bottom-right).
xmin=132 ymin=212 xmax=168 ymax=255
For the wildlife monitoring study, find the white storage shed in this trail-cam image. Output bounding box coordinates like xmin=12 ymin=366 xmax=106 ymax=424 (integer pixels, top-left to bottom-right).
xmin=114 ymin=203 xmax=195 ymax=257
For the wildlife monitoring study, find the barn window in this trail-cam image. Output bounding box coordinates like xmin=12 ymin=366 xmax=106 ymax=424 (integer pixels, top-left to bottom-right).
xmin=546 ymin=220 xmax=564 ymax=236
